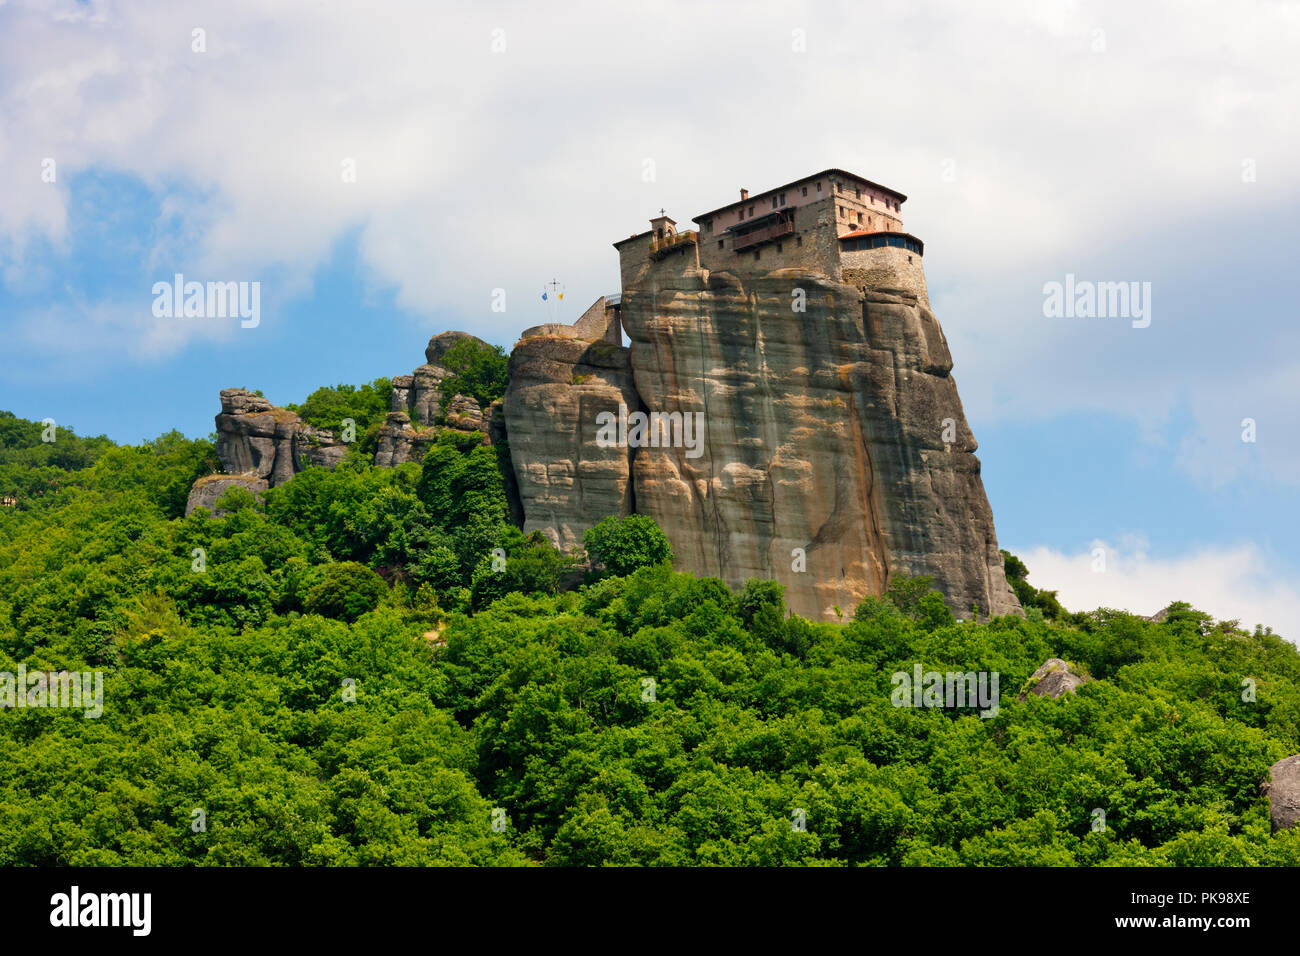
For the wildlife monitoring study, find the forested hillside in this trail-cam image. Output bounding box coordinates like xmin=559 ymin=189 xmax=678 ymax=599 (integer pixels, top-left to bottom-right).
xmin=2 ymin=407 xmax=1298 ymax=866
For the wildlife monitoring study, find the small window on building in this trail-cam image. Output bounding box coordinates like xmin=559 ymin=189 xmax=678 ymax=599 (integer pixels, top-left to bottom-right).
xmin=718 ymin=240 xmax=724 ymax=249
xmin=705 ymin=220 xmax=712 ymax=234
xmin=739 ymin=210 xmax=744 ymax=222
xmin=754 ymin=250 xmax=760 ymax=261
xmin=857 ymin=212 xmax=863 ymax=224
xmin=801 ymin=186 xmax=808 ymax=196
xmin=749 ymin=205 xmax=755 ymax=216
xmin=816 ymin=182 xmax=822 ymax=192
xmin=771 ymin=197 xmax=777 ymax=209
xmin=796 ymin=236 xmax=802 ymax=247
xmin=779 ymin=192 xmax=786 ymax=204
xmin=776 ymin=243 xmax=782 ymax=253
xmin=855 ymin=188 xmax=861 ymax=198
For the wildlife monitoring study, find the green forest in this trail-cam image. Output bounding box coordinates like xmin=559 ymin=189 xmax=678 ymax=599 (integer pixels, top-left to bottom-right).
xmin=1 ymin=399 xmax=1299 ymax=866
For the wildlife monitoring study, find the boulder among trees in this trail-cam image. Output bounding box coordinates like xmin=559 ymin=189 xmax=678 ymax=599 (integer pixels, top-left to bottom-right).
xmin=1264 ymin=754 xmax=1300 ymax=831
xmin=1020 ymin=658 xmax=1092 ymax=700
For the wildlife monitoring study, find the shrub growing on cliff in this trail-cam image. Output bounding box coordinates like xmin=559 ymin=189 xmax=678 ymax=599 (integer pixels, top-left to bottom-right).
xmin=738 ymin=578 xmax=787 ymax=648
xmin=583 ymin=514 xmax=673 ymax=578
xmin=287 ymin=378 xmax=392 ymax=432
xmin=1002 ymin=549 xmax=1066 ymax=620
xmin=437 ymin=339 xmax=508 ymax=410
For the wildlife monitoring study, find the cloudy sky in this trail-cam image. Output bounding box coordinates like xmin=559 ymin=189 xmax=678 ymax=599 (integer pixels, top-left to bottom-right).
xmin=2 ymin=0 xmax=1297 ymax=636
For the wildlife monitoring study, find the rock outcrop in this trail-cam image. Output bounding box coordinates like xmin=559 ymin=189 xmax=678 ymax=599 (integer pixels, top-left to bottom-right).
xmin=1020 ymin=658 xmax=1091 ymax=699
xmin=213 ymin=389 xmax=348 ymax=487
xmin=198 ymin=332 xmax=500 ymax=497
xmin=1264 ymin=754 xmax=1300 ymax=831
xmin=184 ymin=473 xmax=269 ymax=516
xmin=375 ymin=331 xmax=494 ymax=467
xmin=503 ymin=271 xmax=1020 ymax=621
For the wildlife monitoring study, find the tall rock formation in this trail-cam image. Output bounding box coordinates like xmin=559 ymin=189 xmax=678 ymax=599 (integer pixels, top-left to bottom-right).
xmin=503 ymin=168 xmax=1020 ymax=621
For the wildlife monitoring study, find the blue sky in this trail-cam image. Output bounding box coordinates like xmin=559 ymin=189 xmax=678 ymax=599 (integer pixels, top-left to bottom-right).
xmin=2 ymin=0 xmax=1297 ymax=635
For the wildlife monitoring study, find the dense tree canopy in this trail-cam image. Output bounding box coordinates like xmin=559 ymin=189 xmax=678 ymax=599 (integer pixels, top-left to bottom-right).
xmin=286 ymin=378 xmax=393 ymax=433
xmin=1 ymin=407 xmax=1298 ymax=866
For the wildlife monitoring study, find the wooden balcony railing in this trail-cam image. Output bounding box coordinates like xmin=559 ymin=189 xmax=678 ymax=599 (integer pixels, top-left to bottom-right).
xmin=648 ymin=230 xmax=698 ymax=258
xmin=731 ymin=218 xmax=795 ymax=253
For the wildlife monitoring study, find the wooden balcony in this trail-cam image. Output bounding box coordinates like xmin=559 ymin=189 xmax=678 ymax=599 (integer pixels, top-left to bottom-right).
xmin=730 ymin=217 xmax=795 ymax=253
xmin=648 ymin=230 xmax=698 ymax=258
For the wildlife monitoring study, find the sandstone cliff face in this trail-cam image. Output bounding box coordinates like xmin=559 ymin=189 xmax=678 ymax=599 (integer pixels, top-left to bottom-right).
xmin=624 ymin=266 xmax=1017 ymax=619
xmin=503 ymin=336 xmax=640 ymax=553
xmin=503 ymin=262 xmax=1019 ymax=621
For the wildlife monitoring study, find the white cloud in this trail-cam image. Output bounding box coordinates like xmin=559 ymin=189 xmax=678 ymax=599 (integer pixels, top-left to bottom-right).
xmin=12 ymin=295 xmax=242 ymax=367
xmin=3 ymin=1 xmax=1297 ymax=318
xmin=1017 ymin=539 xmax=1299 ymax=642
xmin=2 ymin=0 xmax=1298 ymax=488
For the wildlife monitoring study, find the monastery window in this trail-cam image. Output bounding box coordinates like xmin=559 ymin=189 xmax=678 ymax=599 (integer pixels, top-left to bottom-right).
xmin=779 ymin=192 xmax=786 ymax=204
xmin=718 ymin=240 xmax=724 ymax=249
xmin=843 ymin=234 xmax=922 ymax=256
xmin=705 ymin=220 xmax=713 ymax=234
xmin=776 ymin=242 xmax=782 ymax=253
xmin=748 ymin=205 xmax=755 ymax=216
xmin=857 ymin=212 xmax=863 ymax=224
xmin=801 ymin=186 xmax=808 ymax=196
xmin=855 ymin=188 xmax=861 ymax=198
xmin=771 ymin=197 xmax=778 ymax=209
xmin=795 ymin=236 xmax=802 ymax=247
xmin=816 ymin=182 xmax=822 ymax=192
